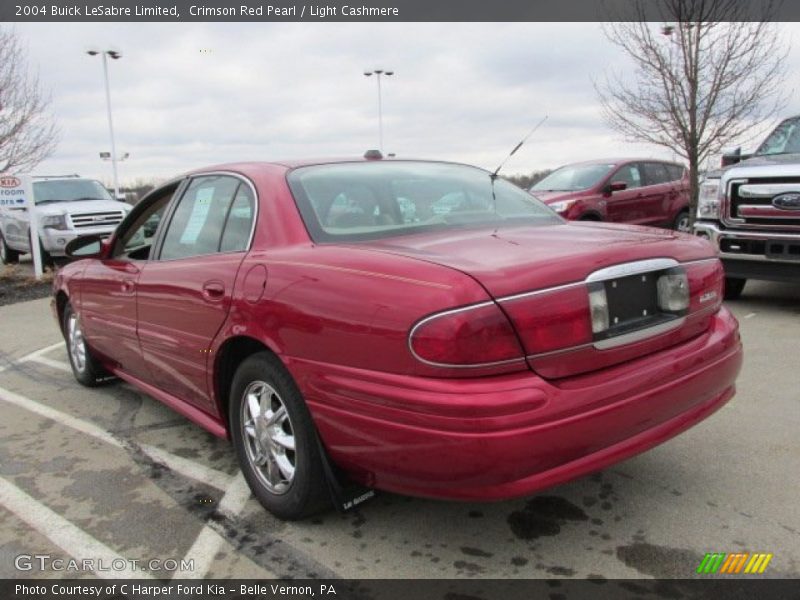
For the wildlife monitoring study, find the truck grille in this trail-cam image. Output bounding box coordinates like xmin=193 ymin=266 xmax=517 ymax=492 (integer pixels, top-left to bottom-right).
xmin=726 ymin=178 xmax=800 ymax=230
xmin=70 ymin=211 xmax=125 ymax=229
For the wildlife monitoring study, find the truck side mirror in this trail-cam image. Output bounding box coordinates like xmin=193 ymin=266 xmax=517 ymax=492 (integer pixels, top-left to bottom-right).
xmin=721 ymin=148 xmax=742 ymax=167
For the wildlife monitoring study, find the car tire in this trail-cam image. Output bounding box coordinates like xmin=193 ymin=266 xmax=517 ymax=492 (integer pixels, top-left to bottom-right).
xmin=724 ymin=277 xmax=746 ymax=300
xmin=63 ymin=302 xmax=109 ymax=386
xmin=0 ymin=232 xmax=20 ymax=265
xmin=229 ymin=352 xmax=330 ymax=520
xmin=673 ymin=210 xmax=691 ymax=233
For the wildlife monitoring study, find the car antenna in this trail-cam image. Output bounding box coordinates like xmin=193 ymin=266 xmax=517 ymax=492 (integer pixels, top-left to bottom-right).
xmin=491 ymin=115 xmax=548 ymax=180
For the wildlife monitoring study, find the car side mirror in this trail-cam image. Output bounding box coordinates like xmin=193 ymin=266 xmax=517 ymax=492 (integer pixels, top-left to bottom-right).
xmin=604 ymin=181 xmax=628 ymax=194
xmin=721 ymin=147 xmax=742 ymax=167
xmin=65 ymin=234 xmax=105 ymax=260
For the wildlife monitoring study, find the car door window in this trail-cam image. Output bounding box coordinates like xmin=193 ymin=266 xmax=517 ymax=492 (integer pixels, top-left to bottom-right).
xmin=159 ymin=175 xmax=239 ymax=260
xmin=219 ymin=184 xmax=255 ymax=252
xmin=113 ymin=186 xmax=175 ymax=260
xmin=643 ymin=162 xmax=671 ymax=186
xmin=611 ymin=164 xmax=642 ymax=189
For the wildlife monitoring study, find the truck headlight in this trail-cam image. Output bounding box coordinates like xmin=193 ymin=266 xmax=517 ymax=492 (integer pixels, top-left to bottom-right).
xmin=697 ymin=180 xmax=721 ymax=219
xmin=40 ymin=215 xmax=68 ymax=230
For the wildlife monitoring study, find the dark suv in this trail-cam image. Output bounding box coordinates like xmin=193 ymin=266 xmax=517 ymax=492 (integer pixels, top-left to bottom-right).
xmin=530 ymin=158 xmax=691 ymax=231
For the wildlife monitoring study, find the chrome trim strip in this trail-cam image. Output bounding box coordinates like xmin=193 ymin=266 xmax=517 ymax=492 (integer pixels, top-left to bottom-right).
xmin=408 ymin=301 xmax=527 ymax=369
xmin=738 ymin=204 xmax=800 ymax=219
xmin=739 ymin=183 xmax=800 ymax=198
xmin=592 ymin=317 xmax=685 ymax=350
xmin=497 ymin=280 xmax=586 ymax=303
xmin=585 ymin=258 xmax=680 ymax=282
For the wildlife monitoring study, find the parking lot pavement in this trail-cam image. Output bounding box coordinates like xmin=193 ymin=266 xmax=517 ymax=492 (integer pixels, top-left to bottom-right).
xmin=0 ymin=281 xmax=798 ymax=581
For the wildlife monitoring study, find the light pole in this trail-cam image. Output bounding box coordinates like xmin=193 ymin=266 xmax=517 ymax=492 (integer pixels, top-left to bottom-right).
xmin=364 ymin=68 xmax=393 ymax=153
xmin=87 ymin=48 xmax=122 ymax=200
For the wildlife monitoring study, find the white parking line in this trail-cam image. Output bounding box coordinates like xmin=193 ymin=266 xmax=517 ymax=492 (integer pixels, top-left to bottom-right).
xmin=0 ymin=385 xmax=230 ymax=490
xmin=25 ymin=355 xmax=72 ymax=372
xmin=179 ymin=473 xmax=255 ymax=579
xmin=0 ymin=341 xmax=65 ymax=373
xmin=0 ymin=475 xmax=153 ymax=579
xmin=139 ymin=443 xmax=231 ymax=491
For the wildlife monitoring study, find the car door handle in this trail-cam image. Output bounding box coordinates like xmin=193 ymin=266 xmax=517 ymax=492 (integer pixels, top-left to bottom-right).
xmin=202 ymin=281 xmax=225 ymax=300
xmin=121 ymin=279 xmax=136 ymax=293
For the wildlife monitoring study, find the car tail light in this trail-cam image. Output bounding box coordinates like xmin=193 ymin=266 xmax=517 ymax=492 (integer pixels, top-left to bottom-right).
xmin=657 ymin=268 xmax=690 ymax=312
xmin=501 ymin=286 xmax=594 ymax=355
xmin=685 ymin=259 xmax=724 ymax=314
xmin=409 ymin=302 xmax=524 ymax=367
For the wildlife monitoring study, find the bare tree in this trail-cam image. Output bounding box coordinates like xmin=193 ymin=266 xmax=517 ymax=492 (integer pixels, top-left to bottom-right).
xmin=0 ymin=27 xmax=58 ymax=173
xmin=596 ymin=0 xmax=789 ymax=224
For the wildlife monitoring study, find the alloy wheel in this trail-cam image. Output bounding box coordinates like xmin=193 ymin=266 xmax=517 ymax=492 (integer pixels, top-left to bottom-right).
xmin=67 ymin=313 xmax=87 ymax=373
xmin=240 ymin=380 xmax=296 ymax=494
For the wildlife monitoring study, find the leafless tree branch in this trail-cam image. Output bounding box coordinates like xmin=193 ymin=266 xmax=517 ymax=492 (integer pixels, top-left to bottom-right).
xmin=596 ymin=0 xmax=789 ymax=222
xmin=0 ymin=27 xmax=59 ymax=173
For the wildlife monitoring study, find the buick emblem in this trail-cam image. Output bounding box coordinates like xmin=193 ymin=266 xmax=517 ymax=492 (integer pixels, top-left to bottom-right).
xmin=772 ymin=192 xmax=800 ymax=210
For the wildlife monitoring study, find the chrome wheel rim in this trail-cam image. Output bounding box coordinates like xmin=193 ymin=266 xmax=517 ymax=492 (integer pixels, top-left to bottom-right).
xmin=676 ymin=214 xmax=691 ymax=232
xmin=241 ymin=381 xmax=296 ymax=494
xmin=67 ymin=313 xmax=86 ymax=373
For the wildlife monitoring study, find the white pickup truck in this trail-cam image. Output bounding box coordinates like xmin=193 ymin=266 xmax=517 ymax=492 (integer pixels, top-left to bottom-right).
xmin=694 ymin=115 xmax=800 ymax=298
xmin=0 ymin=174 xmax=131 ymax=265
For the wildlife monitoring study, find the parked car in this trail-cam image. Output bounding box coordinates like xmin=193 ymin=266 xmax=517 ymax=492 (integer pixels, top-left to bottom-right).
xmin=530 ymin=158 xmax=691 ymax=231
xmin=53 ymin=157 xmax=742 ymax=519
xmin=0 ymin=175 xmax=131 ymax=265
xmin=694 ymin=114 xmax=800 ymax=299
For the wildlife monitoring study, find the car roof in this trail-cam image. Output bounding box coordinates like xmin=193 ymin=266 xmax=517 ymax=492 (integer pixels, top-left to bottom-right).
xmin=556 ymin=158 xmax=684 ymax=168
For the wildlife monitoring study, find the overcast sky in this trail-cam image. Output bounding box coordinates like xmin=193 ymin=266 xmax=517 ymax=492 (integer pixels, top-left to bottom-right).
xmin=11 ymin=22 xmax=800 ymax=186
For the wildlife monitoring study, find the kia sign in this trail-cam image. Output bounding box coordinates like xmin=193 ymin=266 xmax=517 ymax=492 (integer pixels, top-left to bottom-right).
xmin=0 ymin=174 xmax=43 ymax=278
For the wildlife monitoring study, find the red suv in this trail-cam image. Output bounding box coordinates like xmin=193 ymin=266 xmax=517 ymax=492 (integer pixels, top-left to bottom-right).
xmin=531 ymin=158 xmax=691 ymax=231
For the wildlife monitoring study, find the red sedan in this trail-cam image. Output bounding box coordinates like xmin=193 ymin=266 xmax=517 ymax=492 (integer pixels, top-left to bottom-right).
xmin=53 ymin=157 xmax=742 ymax=519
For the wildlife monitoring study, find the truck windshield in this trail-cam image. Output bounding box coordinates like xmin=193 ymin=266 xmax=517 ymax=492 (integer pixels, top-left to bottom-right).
xmin=754 ymin=116 xmax=800 ymax=156
xmin=33 ymin=180 xmax=113 ymax=205
xmin=287 ymin=161 xmax=561 ymax=243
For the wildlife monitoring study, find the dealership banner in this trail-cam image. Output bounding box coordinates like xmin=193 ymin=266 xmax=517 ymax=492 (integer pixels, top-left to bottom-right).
xmin=3 ymin=578 xmax=799 ymax=600
xmin=3 ymin=0 xmax=800 ymax=22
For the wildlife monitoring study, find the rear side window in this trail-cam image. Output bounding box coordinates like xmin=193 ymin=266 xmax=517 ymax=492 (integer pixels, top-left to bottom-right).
xmin=611 ymin=164 xmax=642 ymax=189
xmin=219 ymin=184 xmax=255 ymax=252
xmin=642 ymin=162 xmax=671 ymax=186
xmin=159 ymin=176 xmax=239 ymax=260
xmin=667 ymin=164 xmax=686 ymax=181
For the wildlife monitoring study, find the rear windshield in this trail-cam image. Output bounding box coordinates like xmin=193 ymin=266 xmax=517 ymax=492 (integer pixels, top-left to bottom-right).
xmin=33 ymin=179 xmax=113 ymax=205
xmin=287 ymin=161 xmax=560 ymax=243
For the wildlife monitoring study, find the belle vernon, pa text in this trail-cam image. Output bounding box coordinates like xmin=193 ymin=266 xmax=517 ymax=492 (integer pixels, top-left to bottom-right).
xmin=16 ymin=584 xmax=339 ymax=597
xmin=37 ymin=4 xmax=401 ymax=17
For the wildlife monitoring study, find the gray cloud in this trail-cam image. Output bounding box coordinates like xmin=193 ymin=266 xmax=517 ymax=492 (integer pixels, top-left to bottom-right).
xmin=11 ymin=22 xmax=800 ymax=185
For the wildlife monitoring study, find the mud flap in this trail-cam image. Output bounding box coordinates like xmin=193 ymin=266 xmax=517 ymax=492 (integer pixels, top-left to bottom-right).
xmin=314 ymin=434 xmax=375 ymax=513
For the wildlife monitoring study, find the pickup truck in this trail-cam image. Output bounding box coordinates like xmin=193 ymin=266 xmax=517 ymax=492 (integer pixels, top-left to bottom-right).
xmin=0 ymin=174 xmax=131 ymax=265
xmin=694 ymin=115 xmax=800 ymax=298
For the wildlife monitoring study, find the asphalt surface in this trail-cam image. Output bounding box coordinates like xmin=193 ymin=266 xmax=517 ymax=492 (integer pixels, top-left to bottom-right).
xmin=0 ymin=279 xmax=798 ymax=581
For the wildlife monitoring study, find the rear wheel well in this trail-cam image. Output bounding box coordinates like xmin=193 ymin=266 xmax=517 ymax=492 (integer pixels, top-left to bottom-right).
xmin=215 ymin=336 xmax=275 ymax=431
xmin=55 ymin=291 xmax=69 ymax=335
xmin=578 ymin=213 xmax=602 ymax=221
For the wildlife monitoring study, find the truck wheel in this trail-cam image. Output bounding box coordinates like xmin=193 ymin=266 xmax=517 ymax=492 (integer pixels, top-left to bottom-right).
xmin=673 ymin=210 xmax=691 ymax=233
xmin=724 ymin=277 xmax=746 ymax=300
xmin=229 ymin=352 xmax=330 ymax=520
xmin=0 ymin=232 xmax=20 ymax=265
xmin=63 ymin=302 xmax=109 ymax=386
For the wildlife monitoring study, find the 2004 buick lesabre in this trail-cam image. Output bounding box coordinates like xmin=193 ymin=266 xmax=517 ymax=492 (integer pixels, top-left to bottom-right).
xmin=52 ymin=156 xmax=742 ymax=519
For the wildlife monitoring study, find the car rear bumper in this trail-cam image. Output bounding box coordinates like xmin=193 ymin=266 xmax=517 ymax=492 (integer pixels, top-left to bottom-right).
xmin=289 ymin=306 xmax=742 ymax=501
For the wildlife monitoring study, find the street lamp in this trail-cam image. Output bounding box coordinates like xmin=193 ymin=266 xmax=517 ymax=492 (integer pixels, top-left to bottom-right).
xmin=87 ymin=48 xmax=123 ymax=200
xmin=363 ymin=68 xmax=393 ymax=153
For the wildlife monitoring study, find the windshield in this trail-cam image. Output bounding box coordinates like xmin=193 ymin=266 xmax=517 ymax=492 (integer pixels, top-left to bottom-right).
xmin=754 ymin=116 xmax=800 ymax=156
xmin=287 ymin=161 xmax=561 ymax=243
xmin=531 ymin=163 xmax=615 ymax=192
xmin=33 ymin=179 xmax=113 ymax=204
